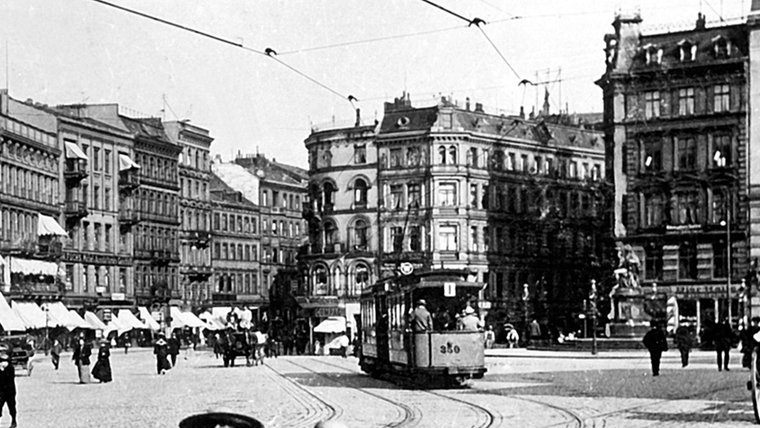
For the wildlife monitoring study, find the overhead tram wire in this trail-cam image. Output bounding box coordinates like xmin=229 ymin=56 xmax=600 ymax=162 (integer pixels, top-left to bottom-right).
xmin=89 ymin=0 xmax=355 ymax=105
xmin=416 ymin=0 xmax=523 ymax=81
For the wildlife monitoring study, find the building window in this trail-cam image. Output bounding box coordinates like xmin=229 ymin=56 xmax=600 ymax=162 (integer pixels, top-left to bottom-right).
xmin=678 ymin=87 xmax=695 ymax=116
xmin=644 ymin=244 xmax=663 ymax=280
xmin=407 ymin=183 xmax=421 ymax=208
xmin=438 ymin=146 xmax=447 ymax=165
xmin=409 ymin=225 xmax=421 ymax=251
xmin=353 ymin=178 xmax=368 ymax=207
xmin=313 ymin=265 xmax=328 ymax=295
xmin=390 ymin=226 xmax=404 ymax=253
xmin=467 ymin=147 xmax=477 ymax=167
xmin=678 ymin=241 xmax=698 ymax=280
xmin=714 ymin=84 xmax=730 ymax=113
xmin=438 ymin=182 xmax=457 ymax=206
xmin=352 ymin=219 xmax=369 ymax=250
xmin=354 ymin=264 xmax=369 ymax=292
xmin=438 ymin=225 xmax=458 ymax=251
xmin=674 ymin=191 xmax=701 ymax=225
xmin=714 ymin=38 xmax=730 ymax=58
xmin=712 ymin=135 xmax=731 ymax=168
xmin=644 ymin=194 xmax=664 ymax=227
xmin=713 ymin=241 xmax=727 ymax=278
xmin=470 ymin=226 xmax=478 ymax=251
xmin=642 ymin=139 xmax=662 ymax=171
xmin=406 ymin=147 xmax=421 ymax=166
xmin=470 ymin=184 xmax=478 ymax=208
xmin=390 ymin=148 xmax=402 ymax=168
xmin=644 ymin=91 xmax=660 ymax=119
xmin=448 ymin=146 xmax=457 ymax=165
xmin=679 ymin=42 xmax=697 ymax=62
xmin=354 ymin=144 xmax=366 ymax=164
xmin=712 ymin=188 xmax=728 ymax=224
xmin=677 ymin=137 xmax=697 ymax=170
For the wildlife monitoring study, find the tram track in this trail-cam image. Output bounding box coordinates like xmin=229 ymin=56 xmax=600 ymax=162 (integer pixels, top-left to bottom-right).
xmin=315 ymin=357 xmax=498 ymax=428
xmin=282 ymin=358 xmax=421 ymax=427
xmin=263 ymin=361 xmax=338 ymax=428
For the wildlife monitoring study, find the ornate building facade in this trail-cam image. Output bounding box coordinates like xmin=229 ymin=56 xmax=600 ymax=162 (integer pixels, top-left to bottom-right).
xmin=165 ymin=121 xmax=214 ymax=307
xmin=598 ymin=11 xmax=756 ymax=331
xmin=302 ymin=120 xmax=378 ymax=335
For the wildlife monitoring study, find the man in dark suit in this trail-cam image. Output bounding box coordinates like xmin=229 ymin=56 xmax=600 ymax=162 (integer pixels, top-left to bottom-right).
xmin=0 ymin=345 xmax=17 ymax=428
xmin=643 ymin=322 xmax=668 ymax=376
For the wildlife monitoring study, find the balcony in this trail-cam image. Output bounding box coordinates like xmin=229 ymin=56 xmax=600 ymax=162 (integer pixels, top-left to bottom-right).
xmin=64 ymin=159 xmax=88 ymax=184
xmin=185 ymin=230 xmax=210 ymax=248
xmin=37 ymin=237 xmax=63 ymax=259
xmin=151 ymin=249 xmax=173 ymax=265
xmin=185 ymin=265 xmax=213 ymax=280
xmin=118 ymin=170 xmax=140 ymax=192
xmin=119 ymin=207 xmax=141 ymax=228
xmin=64 ymin=200 xmax=88 ymax=220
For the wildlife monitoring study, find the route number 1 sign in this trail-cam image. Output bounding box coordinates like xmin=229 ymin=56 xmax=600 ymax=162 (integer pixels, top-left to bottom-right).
xmin=444 ymin=282 xmax=456 ymax=297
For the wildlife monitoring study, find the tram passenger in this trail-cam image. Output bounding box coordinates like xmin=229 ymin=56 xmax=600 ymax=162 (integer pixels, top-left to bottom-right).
xmin=458 ymin=306 xmax=480 ymax=331
xmin=434 ymin=306 xmax=452 ymax=331
xmin=411 ymin=300 xmax=433 ymax=332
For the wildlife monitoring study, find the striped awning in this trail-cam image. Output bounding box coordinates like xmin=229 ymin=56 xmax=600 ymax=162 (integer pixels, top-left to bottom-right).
xmin=64 ymin=142 xmax=88 ymax=160
xmin=37 ymin=214 xmax=67 ymax=237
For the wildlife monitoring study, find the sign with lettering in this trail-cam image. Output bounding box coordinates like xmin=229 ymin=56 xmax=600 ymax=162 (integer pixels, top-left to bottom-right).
xmin=444 ymin=282 xmax=456 ymax=297
xmin=314 ymin=307 xmax=343 ymax=318
xmin=658 ymin=284 xmax=741 ymax=298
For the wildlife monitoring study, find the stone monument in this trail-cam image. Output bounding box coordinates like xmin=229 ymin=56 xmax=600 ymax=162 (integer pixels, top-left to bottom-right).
xmin=607 ymin=244 xmax=651 ymax=337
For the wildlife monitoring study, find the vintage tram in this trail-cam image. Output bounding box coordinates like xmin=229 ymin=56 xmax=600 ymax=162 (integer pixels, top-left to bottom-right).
xmin=358 ymin=268 xmax=487 ymax=386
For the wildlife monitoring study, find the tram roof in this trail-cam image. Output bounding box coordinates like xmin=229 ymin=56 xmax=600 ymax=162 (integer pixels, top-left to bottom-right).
xmin=363 ymin=269 xmax=481 ymax=295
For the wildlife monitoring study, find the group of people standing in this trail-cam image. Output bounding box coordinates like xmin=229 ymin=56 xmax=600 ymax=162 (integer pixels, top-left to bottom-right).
xmin=412 ymin=300 xmax=483 ymax=332
xmin=71 ymin=332 xmax=112 ymax=384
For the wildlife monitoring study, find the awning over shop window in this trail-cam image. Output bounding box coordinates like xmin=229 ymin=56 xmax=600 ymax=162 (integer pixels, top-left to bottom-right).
xmin=0 ymin=255 xmax=5 ymax=266
xmin=41 ymin=302 xmax=81 ymax=330
xmin=169 ymin=307 xmax=187 ymax=329
xmin=178 ymin=311 xmax=206 ymax=329
xmin=11 ymin=301 xmax=47 ymax=329
xmin=203 ymin=317 xmax=226 ymax=331
xmin=117 ymin=309 xmax=146 ymax=330
xmin=64 ymin=142 xmax=88 ymax=160
xmin=105 ymin=315 xmax=131 ymax=336
xmin=0 ymin=293 xmax=25 ymax=332
xmin=138 ymin=307 xmax=160 ymax=331
xmin=37 ymin=214 xmax=68 ymax=237
xmin=84 ymin=311 xmax=107 ymax=331
xmin=68 ymin=310 xmax=91 ymax=329
xmin=313 ymin=316 xmax=346 ymax=334
xmin=10 ymin=258 xmax=58 ymax=276
xmin=118 ymin=153 xmax=140 ymax=171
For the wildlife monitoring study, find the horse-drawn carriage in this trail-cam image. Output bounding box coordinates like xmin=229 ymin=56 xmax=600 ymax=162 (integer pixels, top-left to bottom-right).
xmin=219 ymin=329 xmax=267 ymax=367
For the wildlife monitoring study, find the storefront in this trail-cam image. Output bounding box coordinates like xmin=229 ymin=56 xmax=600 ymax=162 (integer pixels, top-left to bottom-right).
xmin=658 ymin=283 xmax=743 ymax=338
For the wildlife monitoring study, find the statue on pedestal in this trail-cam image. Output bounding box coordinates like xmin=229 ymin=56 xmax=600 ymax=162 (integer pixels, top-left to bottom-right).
xmin=607 ymin=243 xmax=651 ymax=338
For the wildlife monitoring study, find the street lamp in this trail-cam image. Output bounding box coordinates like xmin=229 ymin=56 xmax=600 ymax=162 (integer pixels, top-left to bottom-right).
xmin=522 ymin=283 xmax=529 ymax=347
xmin=589 ymin=279 xmax=598 ymax=355
xmin=718 ymin=185 xmax=731 ymax=322
xmin=43 ymin=305 xmax=49 ymax=356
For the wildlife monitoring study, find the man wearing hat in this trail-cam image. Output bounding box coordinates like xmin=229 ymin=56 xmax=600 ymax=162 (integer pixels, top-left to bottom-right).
xmin=154 ymin=333 xmax=171 ymax=375
xmin=411 ymin=299 xmax=433 ymax=332
xmin=458 ymin=305 xmax=481 ymax=331
xmin=0 ymin=345 xmax=17 ymax=428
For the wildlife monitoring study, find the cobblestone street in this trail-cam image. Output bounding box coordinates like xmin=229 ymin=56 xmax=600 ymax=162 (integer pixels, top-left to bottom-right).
xmin=4 ymin=347 xmax=758 ymax=427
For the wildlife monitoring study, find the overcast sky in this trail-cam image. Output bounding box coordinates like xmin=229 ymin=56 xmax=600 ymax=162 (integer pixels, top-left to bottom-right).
xmin=0 ymin=0 xmax=748 ymax=168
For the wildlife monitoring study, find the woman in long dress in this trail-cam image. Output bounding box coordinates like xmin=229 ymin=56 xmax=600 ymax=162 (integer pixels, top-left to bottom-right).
xmin=154 ymin=334 xmax=171 ymax=375
xmin=72 ymin=333 xmax=92 ymax=384
xmin=91 ymin=342 xmax=112 ymax=383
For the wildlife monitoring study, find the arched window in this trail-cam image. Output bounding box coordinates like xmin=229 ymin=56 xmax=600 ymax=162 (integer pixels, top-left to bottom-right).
xmin=324 ymin=221 xmax=337 ymax=251
xmin=448 ymin=146 xmax=457 ymax=165
xmin=310 ymin=224 xmax=323 ymax=254
xmin=353 ymin=264 xmax=370 ymax=296
xmin=354 ymin=179 xmax=368 ymax=207
xmin=313 ymin=265 xmax=328 ymax=295
xmin=352 ymin=219 xmax=369 ymax=250
xmin=310 ymin=184 xmax=322 ymax=212
xmin=322 ymin=150 xmax=332 ymax=168
xmin=438 ymin=146 xmax=446 ymax=164
xmin=323 ymin=182 xmax=335 ymax=212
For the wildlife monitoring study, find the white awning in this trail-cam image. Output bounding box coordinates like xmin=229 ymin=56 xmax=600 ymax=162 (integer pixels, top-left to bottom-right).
xmin=11 ymin=301 xmax=47 ymax=329
xmin=41 ymin=302 xmax=82 ymax=330
xmin=314 ymin=316 xmax=346 ymax=334
xmin=117 ymin=309 xmax=146 ymax=329
xmin=64 ymin=142 xmax=88 ymax=160
xmin=84 ymin=311 xmax=107 ymax=331
xmin=37 ymin=214 xmax=67 ymax=237
xmin=105 ymin=316 xmax=131 ymax=336
xmin=10 ymin=258 xmax=58 ymax=276
xmin=118 ymin=153 xmax=141 ymax=171
xmin=0 ymin=293 xmax=26 ymax=332
xmin=138 ymin=306 xmax=161 ymax=331
xmin=178 ymin=311 xmax=206 ymax=329
xmin=0 ymin=255 xmax=5 ymax=266
xmin=68 ymin=310 xmax=91 ymax=329
xmin=169 ymin=307 xmax=187 ymax=329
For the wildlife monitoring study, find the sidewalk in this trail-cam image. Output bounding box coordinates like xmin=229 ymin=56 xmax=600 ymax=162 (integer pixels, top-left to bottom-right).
xmin=485 ymin=347 xmax=727 ymax=360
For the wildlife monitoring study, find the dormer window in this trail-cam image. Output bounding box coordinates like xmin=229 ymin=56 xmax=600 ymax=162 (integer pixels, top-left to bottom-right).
xmin=712 ymin=35 xmax=731 ymax=58
xmin=678 ymin=39 xmax=697 ymax=62
xmin=643 ymin=44 xmax=663 ymax=65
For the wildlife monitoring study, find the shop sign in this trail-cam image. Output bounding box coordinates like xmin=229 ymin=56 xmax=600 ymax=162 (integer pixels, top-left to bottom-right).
xmin=662 ymin=284 xmax=742 ymax=297
xmin=111 ymin=293 xmax=125 ymax=301
xmin=314 ymin=307 xmax=343 ymax=318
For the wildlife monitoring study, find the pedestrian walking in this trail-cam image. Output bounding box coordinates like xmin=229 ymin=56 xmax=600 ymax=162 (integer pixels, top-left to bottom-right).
xmin=337 ymin=333 xmax=349 ymax=358
xmin=674 ymin=325 xmax=693 ymax=368
xmin=504 ymin=324 xmax=519 ymax=348
xmin=72 ymin=333 xmax=92 ymax=384
xmin=167 ymin=332 xmax=181 ymax=368
xmin=714 ymin=318 xmax=736 ymax=371
xmin=484 ymin=326 xmax=496 ymax=349
xmin=91 ymin=341 xmax=112 ymax=383
xmin=50 ymin=338 xmax=62 ymax=371
xmin=643 ymin=322 xmax=668 ymax=376
xmin=528 ymin=319 xmax=542 ymax=345
xmin=0 ymin=345 xmax=18 ymax=428
xmin=154 ymin=333 xmax=171 ymax=375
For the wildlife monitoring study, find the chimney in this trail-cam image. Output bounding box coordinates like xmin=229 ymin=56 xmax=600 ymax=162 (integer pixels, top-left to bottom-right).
xmin=529 ymin=106 xmax=535 ymax=120
xmin=695 ymin=12 xmax=706 ymax=30
xmin=355 ymin=108 xmax=361 ymax=127
xmin=519 ymin=106 xmax=525 ymax=119
xmin=611 ymin=10 xmax=643 ymax=71
xmin=474 ymin=103 xmax=483 ymax=113
xmin=465 ymin=97 xmax=470 ymax=111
